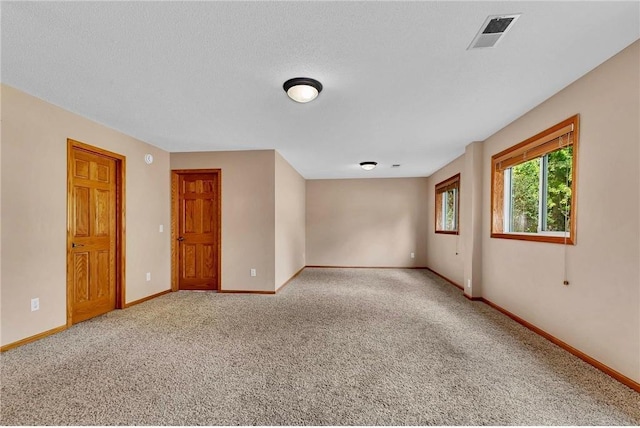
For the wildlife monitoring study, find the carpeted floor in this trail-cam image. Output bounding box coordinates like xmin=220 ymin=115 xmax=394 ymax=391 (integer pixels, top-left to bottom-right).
xmin=1 ymin=268 xmax=639 ymax=425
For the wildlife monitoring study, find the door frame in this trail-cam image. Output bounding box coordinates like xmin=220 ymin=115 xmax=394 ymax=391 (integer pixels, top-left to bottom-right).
xmin=66 ymin=139 xmax=126 ymax=326
xmin=171 ymin=169 xmax=222 ymax=292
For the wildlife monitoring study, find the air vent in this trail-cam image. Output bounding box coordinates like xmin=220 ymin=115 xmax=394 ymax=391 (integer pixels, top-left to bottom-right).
xmin=392 ymin=164 xmax=401 ymax=168
xmin=468 ymin=14 xmax=521 ymax=49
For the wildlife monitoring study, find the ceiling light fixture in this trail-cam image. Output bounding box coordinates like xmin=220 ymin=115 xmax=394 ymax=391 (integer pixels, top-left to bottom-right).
xmin=283 ymin=77 xmax=323 ymax=103
xmin=360 ymin=161 xmax=378 ymax=171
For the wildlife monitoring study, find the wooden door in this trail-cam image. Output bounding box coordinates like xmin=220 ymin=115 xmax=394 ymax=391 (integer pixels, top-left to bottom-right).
xmin=68 ymin=145 xmax=118 ymax=323
xmin=174 ymin=171 xmax=220 ymax=290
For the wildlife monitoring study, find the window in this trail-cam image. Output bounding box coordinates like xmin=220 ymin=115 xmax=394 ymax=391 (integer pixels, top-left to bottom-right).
xmin=491 ymin=115 xmax=579 ymax=244
xmin=435 ymin=173 xmax=460 ymax=234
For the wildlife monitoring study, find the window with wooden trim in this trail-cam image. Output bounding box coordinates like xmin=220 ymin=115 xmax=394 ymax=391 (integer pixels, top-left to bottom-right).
xmin=435 ymin=173 xmax=460 ymax=234
xmin=491 ymin=115 xmax=579 ymax=244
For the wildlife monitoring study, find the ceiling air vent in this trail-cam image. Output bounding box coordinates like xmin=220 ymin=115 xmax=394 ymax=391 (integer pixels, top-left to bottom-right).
xmin=468 ymin=14 xmax=521 ymax=49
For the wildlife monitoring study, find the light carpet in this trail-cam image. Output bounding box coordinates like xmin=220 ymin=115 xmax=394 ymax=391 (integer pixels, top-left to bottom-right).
xmin=1 ymin=268 xmax=639 ymax=425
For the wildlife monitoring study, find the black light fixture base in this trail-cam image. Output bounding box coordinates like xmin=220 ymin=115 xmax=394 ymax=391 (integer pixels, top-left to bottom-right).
xmin=283 ymin=77 xmax=323 ymax=94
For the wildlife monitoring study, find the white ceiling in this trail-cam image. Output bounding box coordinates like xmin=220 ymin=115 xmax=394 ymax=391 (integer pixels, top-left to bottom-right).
xmin=2 ymin=1 xmax=639 ymax=179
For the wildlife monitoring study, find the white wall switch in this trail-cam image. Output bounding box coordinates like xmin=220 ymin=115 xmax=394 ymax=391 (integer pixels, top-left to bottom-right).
xmin=146 ymin=272 xmax=151 ymax=281
xmin=250 ymin=269 xmax=256 ymax=277
xmin=31 ymin=298 xmax=39 ymax=312
xmin=159 ymin=224 xmax=164 ymax=233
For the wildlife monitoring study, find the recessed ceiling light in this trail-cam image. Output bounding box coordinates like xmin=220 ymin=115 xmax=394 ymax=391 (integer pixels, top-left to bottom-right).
xmin=283 ymin=77 xmax=323 ymax=103
xmin=360 ymin=161 xmax=378 ymax=171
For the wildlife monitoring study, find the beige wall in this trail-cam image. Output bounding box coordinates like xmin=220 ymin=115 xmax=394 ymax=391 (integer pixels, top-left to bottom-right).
xmin=461 ymin=141 xmax=484 ymax=298
xmin=426 ymin=41 xmax=640 ymax=382
xmin=426 ymin=155 xmax=465 ymax=285
xmin=306 ymin=178 xmax=428 ymax=267
xmin=171 ymin=150 xmax=276 ymax=292
xmin=0 ymin=86 xmax=3 ymax=323
xmin=1 ymin=84 xmax=171 ymax=346
xmin=481 ymin=41 xmax=639 ymax=382
xmin=274 ymin=152 xmax=306 ymax=289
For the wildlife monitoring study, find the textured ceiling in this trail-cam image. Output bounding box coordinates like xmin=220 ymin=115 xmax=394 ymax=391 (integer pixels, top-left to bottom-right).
xmin=2 ymin=1 xmax=639 ymax=179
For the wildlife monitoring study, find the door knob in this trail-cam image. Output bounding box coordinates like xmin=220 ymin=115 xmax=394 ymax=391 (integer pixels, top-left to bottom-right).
xmin=72 ymin=243 xmax=84 ymax=248
xmin=177 ymin=237 xmax=185 ymax=242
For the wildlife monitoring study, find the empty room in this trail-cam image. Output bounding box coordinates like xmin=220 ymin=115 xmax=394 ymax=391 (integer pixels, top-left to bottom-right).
xmin=1 ymin=1 xmax=639 ymax=425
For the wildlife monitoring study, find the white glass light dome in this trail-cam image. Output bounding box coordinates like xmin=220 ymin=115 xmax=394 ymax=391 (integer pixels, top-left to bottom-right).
xmin=287 ymin=85 xmax=319 ymax=103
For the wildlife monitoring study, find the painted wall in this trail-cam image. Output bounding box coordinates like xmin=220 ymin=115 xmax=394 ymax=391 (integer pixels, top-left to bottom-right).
xmin=425 ymin=155 xmax=465 ymax=286
xmin=0 ymin=86 xmax=3 ymax=329
xmin=170 ymin=150 xmax=276 ymax=292
xmin=461 ymin=141 xmax=484 ymax=298
xmin=1 ymin=84 xmax=171 ymax=346
xmin=306 ymin=178 xmax=428 ymax=267
xmin=426 ymin=41 xmax=639 ymax=382
xmin=274 ymin=152 xmax=306 ymax=289
xmin=481 ymin=41 xmax=639 ymax=382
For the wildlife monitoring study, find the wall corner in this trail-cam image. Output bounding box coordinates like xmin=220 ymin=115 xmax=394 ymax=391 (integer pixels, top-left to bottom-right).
xmin=462 ymin=141 xmax=484 ymax=298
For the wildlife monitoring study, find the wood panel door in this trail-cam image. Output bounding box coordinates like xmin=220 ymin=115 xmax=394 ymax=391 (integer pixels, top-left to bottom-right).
xmin=174 ymin=171 xmax=220 ymax=291
xmin=67 ymin=141 xmax=124 ymax=324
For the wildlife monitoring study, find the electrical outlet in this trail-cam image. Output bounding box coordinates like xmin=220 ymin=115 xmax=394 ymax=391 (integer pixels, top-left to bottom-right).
xmin=159 ymin=224 xmax=164 ymax=233
xmin=410 ymin=252 xmax=415 ymax=259
xmin=146 ymin=272 xmax=151 ymax=281
xmin=31 ymin=298 xmax=39 ymax=312
xmin=250 ymin=269 xmax=257 ymax=277
xmin=467 ymin=279 xmax=471 ymax=289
